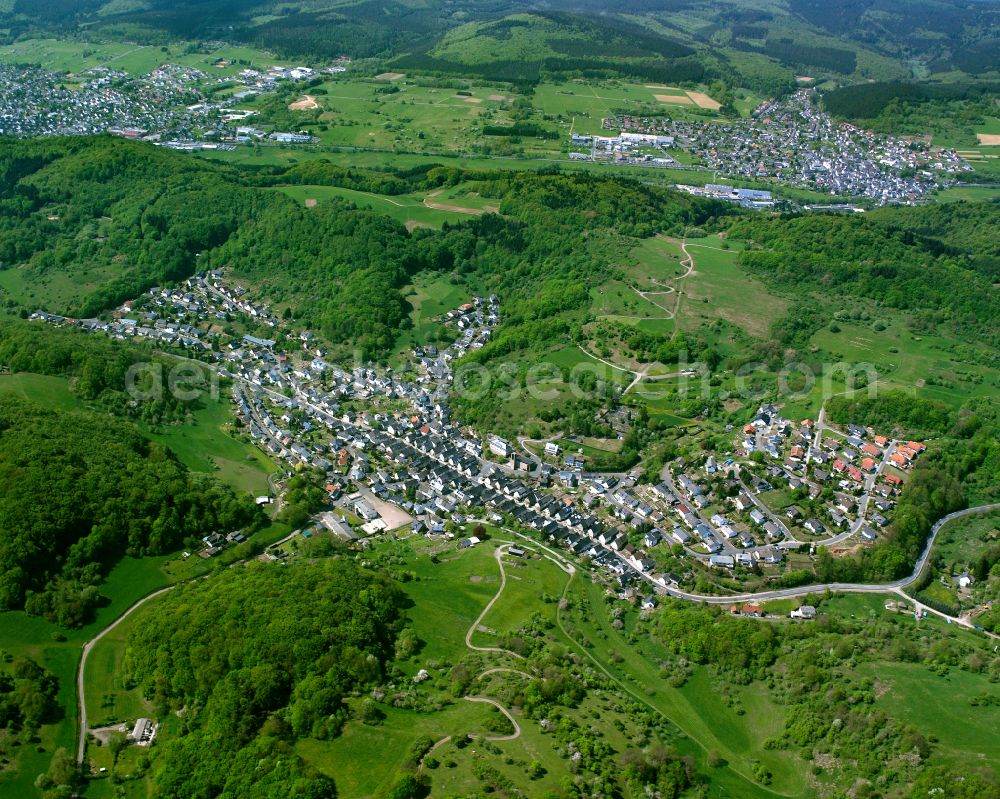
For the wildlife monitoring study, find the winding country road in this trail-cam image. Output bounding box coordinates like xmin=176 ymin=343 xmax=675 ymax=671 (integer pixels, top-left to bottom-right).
xmin=76 ymin=586 xmax=176 ymax=765
xmin=651 ymin=503 xmax=1000 ymax=635
xmin=578 ymin=234 xmax=697 ymax=393
xmin=462 ymin=696 xmax=522 ymax=741
xmin=465 ymin=545 xmax=526 ymax=659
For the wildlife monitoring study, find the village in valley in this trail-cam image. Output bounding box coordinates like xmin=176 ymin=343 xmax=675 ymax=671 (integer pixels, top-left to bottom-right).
xmin=32 ymin=264 xmax=938 ymax=621
xmin=0 ymin=55 xmax=340 ymax=148
xmin=582 ymin=90 xmax=970 ymax=204
xmin=0 ymin=44 xmax=974 ymax=208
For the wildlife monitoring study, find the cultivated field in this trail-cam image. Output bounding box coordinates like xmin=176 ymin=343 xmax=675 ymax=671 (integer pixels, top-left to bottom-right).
xmin=0 ymin=38 xmax=275 ymax=77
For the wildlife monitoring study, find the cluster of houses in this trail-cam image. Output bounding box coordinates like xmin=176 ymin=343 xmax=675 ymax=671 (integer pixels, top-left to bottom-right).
xmin=738 ymin=404 xmax=920 ymax=545
xmin=0 ymin=63 xmax=205 ymax=138
xmin=32 ymin=269 xmax=279 ymax=351
xmin=601 ymin=90 xmax=969 ymax=204
xmin=33 ymin=266 xmax=924 ymax=602
xmin=0 ymin=48 xmax=347 ymax=148
xmin=193 ymin=529 xmax=248 ymax=559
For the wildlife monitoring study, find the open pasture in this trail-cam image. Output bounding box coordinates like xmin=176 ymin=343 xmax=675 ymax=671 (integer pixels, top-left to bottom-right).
xmin=0 ymin=37 xmax=275 ymax=77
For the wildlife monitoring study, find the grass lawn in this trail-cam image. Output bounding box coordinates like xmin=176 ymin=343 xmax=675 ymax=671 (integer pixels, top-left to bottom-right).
xmin=859 ymin=660 xmax=1000 ymax=767
xmin=0 ymin=614 xmax=80 ymax=799
xmin=255 ymin=74 xmax=540 ymax=156
xmin=677 ymin=236 xmax=785 ymax=339
xmin=543 ymin=344 xmax=632 ymax=386
xmin=0 ymin=372 xmax=83 ymax=411
xmin=82 ymin=600 xmax=162 ymax=729
xmin=295 ymin=534 xmax=661 ymax=797
xmin=469 ymin=549 xmax=566 ymax=649
xmin=627 ymin=235 xmax=687 ymax=287
xmin=934 ymin=184 xmax=1000 ymax=203
xmin=137 ymin=385 xmax=276 ymax=496
xmin=0 ymin=514 xmax=288 ymax=797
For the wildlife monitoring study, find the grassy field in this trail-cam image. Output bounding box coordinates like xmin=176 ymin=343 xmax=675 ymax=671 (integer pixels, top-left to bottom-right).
xmin=934 ymin=184 xmax=1000 ymax=203
xmin=533 ymin=79 xmax=725 ymax=136
xmin=0 ymin=260 xmax=125 ymax=313
xmin=0 ymin=368 xmax=279 ymax=796
xmin=0 ymin=613 xmax=81 ymax=798
xmin=0 ymin=365 xmax=273 ymax=496
xmin=0 ymin=37 xmax=276 ymax=77
xmin=0 ymin=551 xmax=179 ymax=797
xmin=0 ymin=519 xmax=293 ymax=796
xmin=82 ymin=596 xmax=164 ymax=729
xmin=390 ymin=272 xmax=471 ymax=360
xmin=250 ymin=74 xmax=551 ymax=157
xmin=560 ymin=578 xmax=807 ymax=798
xmin=270 ymin=184 xmax=485 ymax=229
xmin=0 ymin=372 xmax=83 ymax=411
xmin=810 ymin=319 xmax=1000 ymax=407
xmin=676 ymin=235 xmax=785 ymax=339
xmin=928 ymin=510 xmax=1000 ymax=572
xmin=860 ymin=660 xmax=1000 ymax=767
xmin=589 ymin=278 xmax=670 ymax=319
xmin=137 ymin=382 xmax=276 ymax=496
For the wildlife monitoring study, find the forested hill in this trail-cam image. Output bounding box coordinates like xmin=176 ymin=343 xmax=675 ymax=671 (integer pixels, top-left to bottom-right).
xmin=0 ymin=395 xmax=259 ymax=626
xmin=5 ymin=0 xmax=998 ymax=82
xmin=121 ymin=559 xmax=404 ymax=799
xmin=0 ymin=137 xmax=274 ymax=317
xmin=729 ymin=203 xmax=1000 ymax=350
xmin=0 ymin=137 xmax=721 ymax=361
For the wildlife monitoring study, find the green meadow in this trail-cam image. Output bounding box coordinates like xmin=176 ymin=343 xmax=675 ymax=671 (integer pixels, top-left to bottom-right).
xmin=0 ymin=372 xmax=83 ymax=411
xmin=138 ymin=392 xmax=277 ymax=497
xmin=559 ymin=578 xmax=807 ymax=799
xmin=251 ymin=75 xmax=550 ymax=156
xmin=860 ymin=660 xmax=1000 ymax=767
xmin=810 ymin=319 xmax=1000 ymax=407
xmin=532 ymin=79 xmax=720 ymax=136
xmin=0 ymin=37 xmax=277 ymax=77
xmin=287 ymin=534 xmax=800 ymax=798
xmin=0 ymin=260 xmax=126 ymax=314
xmin=270 ymin=184 xmax=483 ymax=229
xmin=0 ymin=369 xmax=274 ymax=496
xmin=675 ymin=235 xmax=784 ymax=340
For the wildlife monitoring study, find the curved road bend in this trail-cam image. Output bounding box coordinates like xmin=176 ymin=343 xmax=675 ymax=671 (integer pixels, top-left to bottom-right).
xmin=462 ymin=696 xmax=522 ymax=741
xmin=654 ymin=504 xmax=1000 ymax=635
xmin=76 ymin=585 xmax=177 ymax=765
xmin=465 ymin=545 xmax=526 ymax=659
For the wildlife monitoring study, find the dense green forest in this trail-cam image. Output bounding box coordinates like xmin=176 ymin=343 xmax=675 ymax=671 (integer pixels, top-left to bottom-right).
xmin=121 ymin=559 xmax=404 ymax=799
xmin=822 ymin=81 xmax=1000 ymax=122
xmin=0 ymin=139 xmax=720 ymax=362
xmin=0 ymin=396 xmax=259 ymax=625
xmin=730 ymin=203 xmax=1000 ymax=349
xmin=0 ymin=137 xmax=274 ymax=318
xmin=5 ymin=0 xmax=998 ymax=84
